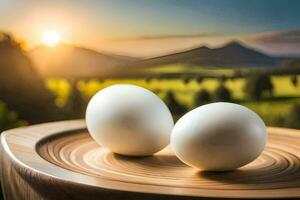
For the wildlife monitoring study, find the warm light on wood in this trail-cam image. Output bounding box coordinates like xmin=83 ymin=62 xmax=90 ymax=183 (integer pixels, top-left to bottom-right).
xmin=1 ymin=120 xmax=300 ymax=199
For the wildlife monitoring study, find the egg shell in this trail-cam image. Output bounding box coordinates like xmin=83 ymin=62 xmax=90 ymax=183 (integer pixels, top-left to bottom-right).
xmin=171 ymin=102 xmax=267 ymax=171
xmin=86 ymin=84 xmax=174 ymax=156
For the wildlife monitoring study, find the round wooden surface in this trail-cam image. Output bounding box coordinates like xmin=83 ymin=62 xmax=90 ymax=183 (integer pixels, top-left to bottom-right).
xmin=2 ymin=120 xmax=300 ymax=199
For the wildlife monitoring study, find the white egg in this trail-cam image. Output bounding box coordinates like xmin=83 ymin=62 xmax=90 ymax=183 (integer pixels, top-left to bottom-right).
xmin=86 ymin=84 xmax=174 ymax=156
xmin=171 ymin=102 xmax=267 ymax=171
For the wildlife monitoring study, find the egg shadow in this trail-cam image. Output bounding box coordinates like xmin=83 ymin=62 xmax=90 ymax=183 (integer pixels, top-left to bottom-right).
xmin=113 ymin=153 xmax=187 ymax=168
xmin=198 ymin=169 xmax=261 ymax=184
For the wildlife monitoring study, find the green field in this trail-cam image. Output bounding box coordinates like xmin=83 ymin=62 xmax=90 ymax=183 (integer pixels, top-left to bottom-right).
xmin=46 ymin=74 xmax=300 ymax=127
xmin=146 ymin=64 xmax=237 ymax=76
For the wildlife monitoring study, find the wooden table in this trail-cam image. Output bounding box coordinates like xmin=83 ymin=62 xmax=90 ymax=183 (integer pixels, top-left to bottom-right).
xmin=1 ymin=120 xmax=300 ymax=200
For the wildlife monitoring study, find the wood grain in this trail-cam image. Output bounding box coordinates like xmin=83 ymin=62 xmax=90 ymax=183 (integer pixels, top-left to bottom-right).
xmin=1 ymin=120 xmax=300 ymax=200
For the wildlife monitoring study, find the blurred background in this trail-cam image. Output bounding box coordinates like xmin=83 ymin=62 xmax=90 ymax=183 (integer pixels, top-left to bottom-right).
xmin=1 ymin=0 xmax=300 ymax=134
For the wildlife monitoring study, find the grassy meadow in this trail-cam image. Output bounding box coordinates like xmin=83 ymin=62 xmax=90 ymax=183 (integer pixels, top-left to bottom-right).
xmin=146 ymin=64 xmax=237 ymax=76
xmin=45 ymin=65 xmax=300 ymax=127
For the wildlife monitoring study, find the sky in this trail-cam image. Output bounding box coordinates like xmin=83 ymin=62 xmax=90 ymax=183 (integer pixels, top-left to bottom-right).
xmin=0 ymin=0 xmax=300 ymax=57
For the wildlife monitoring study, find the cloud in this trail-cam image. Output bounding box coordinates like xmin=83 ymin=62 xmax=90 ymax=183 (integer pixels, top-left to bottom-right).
xmin=114 ymin=32 xmax=221 ymax=41
xmin=241 ymin=29 xmax=300 ymax=56
xmin=245 ymin=29 xmax=300 ymax=44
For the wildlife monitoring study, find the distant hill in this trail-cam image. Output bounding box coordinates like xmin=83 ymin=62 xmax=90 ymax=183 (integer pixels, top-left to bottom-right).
xmin=29 ymin=41 xmax=296 ymax=79
xmin=285 ymin=59 xmax=300 ymax=68
xmin=29 ymin=44 xmax=139 ymax=78
xmin=135 ymin=41 xmax=279 ymax=68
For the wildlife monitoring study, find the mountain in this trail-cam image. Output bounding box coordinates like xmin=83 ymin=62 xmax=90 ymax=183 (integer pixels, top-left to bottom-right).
xmin=135 ymin=41 xmax=279 ymax=68
xmin=29 ymin=42 xmax=285 ymax=79
xmin=29 ymin=44 xmax=139 ymax=78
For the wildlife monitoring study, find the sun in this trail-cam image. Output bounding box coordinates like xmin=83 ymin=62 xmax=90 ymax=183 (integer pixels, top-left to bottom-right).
xmin=42 ymin=31 xmax=61 ymax=47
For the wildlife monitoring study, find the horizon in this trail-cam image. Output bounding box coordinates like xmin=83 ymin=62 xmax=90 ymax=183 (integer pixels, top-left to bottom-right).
xmin=27 ymin=39 xmax=299 ymax=60
xmin=1 ymin=0 xmax=300 ymax=57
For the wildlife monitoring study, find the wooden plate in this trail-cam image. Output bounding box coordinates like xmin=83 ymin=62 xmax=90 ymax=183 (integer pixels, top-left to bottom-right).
xmin=1 ymin=120 xmax=300 ymax=200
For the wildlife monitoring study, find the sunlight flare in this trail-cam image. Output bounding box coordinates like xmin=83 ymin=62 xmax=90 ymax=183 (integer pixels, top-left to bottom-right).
xmin=41 ymin=30 xmax=61 ymax=47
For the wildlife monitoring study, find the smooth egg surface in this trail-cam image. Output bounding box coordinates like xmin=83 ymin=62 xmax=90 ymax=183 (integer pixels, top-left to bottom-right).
xmin=171 ymin=102 xmax=267 ymax=171
xmin=86 ymin=84 xmax=174 ymax=156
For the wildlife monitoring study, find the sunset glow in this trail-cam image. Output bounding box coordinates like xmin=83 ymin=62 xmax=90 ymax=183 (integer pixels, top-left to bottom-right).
xmin=0 ymin=0 xmax=299 ymax=56
xmin=42 ymin=31 xmax=61 ymax=47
